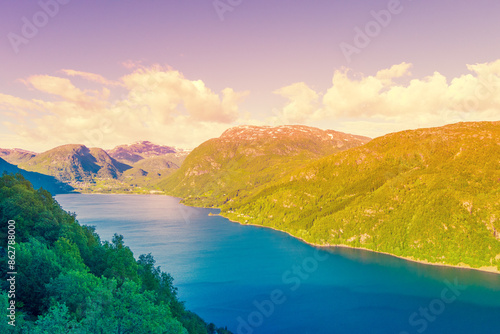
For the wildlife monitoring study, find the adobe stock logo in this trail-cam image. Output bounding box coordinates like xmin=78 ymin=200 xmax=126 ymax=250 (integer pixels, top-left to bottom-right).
xmin=213 ymin=0 xmax=243 ymax=21
xmin=399 ymin=278 xmax=467 ymax=334
xmin=339 ymin=0 xmax=407 ymax=63
xmin=236 ymin=249 xmax=329 ymax=334
xmin=7 ymin=0 xmax=71 ymax=54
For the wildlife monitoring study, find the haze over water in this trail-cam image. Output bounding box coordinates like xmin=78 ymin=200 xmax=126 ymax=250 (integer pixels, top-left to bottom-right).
xmin=56 ymin=194 xmax=500 ymax=334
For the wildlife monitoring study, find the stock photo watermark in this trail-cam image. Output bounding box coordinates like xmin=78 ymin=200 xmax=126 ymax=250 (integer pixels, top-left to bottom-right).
xmin=236 ymin=249 xmax=329 ymax=334
xmin=213 ymin=0 xmax=243 ymax=21
xmin=7 ymin=0 xmax=71 ymax=54
xmin=455 ymin=74 xmax=499 ymax=113
xmin=340 ymin=0 xmax=409 ymax=63
xmin=399 ymin=278 xmax=467 ymax=334
xmin=6 ymin=220 xmax=17 ymax=327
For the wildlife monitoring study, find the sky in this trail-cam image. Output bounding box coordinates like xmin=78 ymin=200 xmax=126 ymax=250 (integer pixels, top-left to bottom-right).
xmin=1 ymin=0 xmax=500 ymax=152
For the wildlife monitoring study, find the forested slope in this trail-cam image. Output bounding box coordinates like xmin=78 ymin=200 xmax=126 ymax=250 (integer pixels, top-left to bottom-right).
xmin=0 ymin=173 xmax=231 ymax=333
xmin=214 ymin=122 xmax=500 ymax=271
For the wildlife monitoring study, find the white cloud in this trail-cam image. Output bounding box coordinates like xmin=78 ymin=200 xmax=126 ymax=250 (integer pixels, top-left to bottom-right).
xmin=273 ymin=82 xmax=320 ymax=123
xmin=0 ymin=65 xmax=249 ymax=151
xmin=62 ymin=69 xmax=121 ymax=86
xmin=273 ymin=60 xmax=500 ymax=136
xmin=2 ymin=60 xmax=500 ymax=152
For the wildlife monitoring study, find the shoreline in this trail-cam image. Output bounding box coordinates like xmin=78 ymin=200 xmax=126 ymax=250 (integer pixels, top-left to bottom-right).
xmin=212 ymin=213 xmax=500 ymax=275
xmin=59 ymin=192 xmax=500 ymax=275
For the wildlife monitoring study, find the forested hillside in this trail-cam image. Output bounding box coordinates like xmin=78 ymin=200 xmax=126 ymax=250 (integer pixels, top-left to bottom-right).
xmin=0 ymin=173 xmax=231 ymax=333
xmin=160 ymin=125 xmax=370 ymax=206
xmin=178 ymin=122 xmax=500 ymax=272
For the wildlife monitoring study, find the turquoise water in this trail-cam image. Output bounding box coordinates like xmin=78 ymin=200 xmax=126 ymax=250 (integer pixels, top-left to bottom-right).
xmin=55 ymin=194 xmax=500 ymax=334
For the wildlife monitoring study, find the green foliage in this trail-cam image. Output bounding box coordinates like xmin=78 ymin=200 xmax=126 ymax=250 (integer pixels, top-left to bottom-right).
xmin=159 ymin=126 xmax=369 ymax=207
xmin=168 ymin=122 xmax=500 ymax=271
xmin=0 ymin=174 xmax=231 ymax=333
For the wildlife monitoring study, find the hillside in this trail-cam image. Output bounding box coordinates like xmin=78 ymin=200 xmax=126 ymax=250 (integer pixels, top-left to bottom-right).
xmin=0 ymin=148 xmax=36 ymax=164
xmin=16 ymin=144 xmax=131 ymax=188
xmin=2 ymin=142 xmax=189 ymax=193
xmin=0 ymin=173 xmax=232 ymax=333
xmin=0 ymin=157 xmax=72 ymax=194
xmin=121 ymin=154 xmax=186 ymax=188
xmin=217 ymin=122 xmax=500 ymax=272
xmin=159 ymin=125 xmax=371 ymax=206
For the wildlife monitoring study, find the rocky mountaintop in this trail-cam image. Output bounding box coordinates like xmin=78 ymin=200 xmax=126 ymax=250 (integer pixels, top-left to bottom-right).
xmin=220 ymin=125 xmax=370 ymax=148
xmin=107 ymin=141 xmax=178 ymax=164
xmin=159 ymin=125 xmax=371 ymax=206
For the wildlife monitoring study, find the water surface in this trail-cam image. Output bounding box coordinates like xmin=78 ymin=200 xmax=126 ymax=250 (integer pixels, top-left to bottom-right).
xmin=56 ymin=194 xmax=500 ymax=334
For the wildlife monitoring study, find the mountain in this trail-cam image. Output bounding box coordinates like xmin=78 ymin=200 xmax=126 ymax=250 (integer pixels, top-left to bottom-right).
xmin=159 ymin=125 xmax=371 ymax=206
xmin=216 ymin=121 xmax=500 ymax=272
xmin=0 ymin=148 xmax=36 ymax=164
xmin=106 ymin=141 xmax=189 ymax=189
xmin=107 ymin=141 xmax=178 ymax=165
xmin=16 ymin=144 xmax=131 ymax=188
xmin=0 ymin=157 xmax=72 ymax=194
xmin=121 ymin=154 xmax=185 ymax=188
xmin=1 ymin=141 xmax=189 ymax=193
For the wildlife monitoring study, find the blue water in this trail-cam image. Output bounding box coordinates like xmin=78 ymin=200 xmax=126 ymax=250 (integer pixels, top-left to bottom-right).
xmin=55 ymin=194 xmax=500 ymax=334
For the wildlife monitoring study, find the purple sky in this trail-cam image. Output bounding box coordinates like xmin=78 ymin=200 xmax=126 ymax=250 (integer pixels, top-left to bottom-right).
xmin=1 ymin=0 xmax=500 ymax=151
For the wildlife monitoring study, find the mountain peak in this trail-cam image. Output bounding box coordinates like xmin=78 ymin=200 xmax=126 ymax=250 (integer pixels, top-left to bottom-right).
xmin=107 ymin=141 xmax=177 ymax=164
xmin=220 ymin=125 xmax=371 ymax=145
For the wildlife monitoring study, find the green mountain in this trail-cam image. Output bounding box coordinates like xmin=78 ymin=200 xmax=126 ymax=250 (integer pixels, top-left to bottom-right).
xmin=159 ymin=125 xmax=371 ymax=206
xmin=213 ymin=121 xmax=500 ymax=272
xmin=14 ymin=144 xmax=131 ymax=189
xmin=108 ymin=141 xmax=190 ymax=189
xmin=121 ymin=154 xmax=185 ymax=189
xmin=2 ymin=142 xmax=190 ymax=194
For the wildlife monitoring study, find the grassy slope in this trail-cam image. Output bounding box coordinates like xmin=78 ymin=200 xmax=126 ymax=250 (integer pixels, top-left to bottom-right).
xmin=159 ymin=125 xmax=370 ymax=207
xmin=120 ymin=154 xmax=184 ymax=189
xmin=218 ymin=122 xmax=500 ymax=271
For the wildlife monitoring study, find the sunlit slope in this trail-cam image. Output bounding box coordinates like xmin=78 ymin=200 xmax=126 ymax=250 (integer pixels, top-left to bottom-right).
xmin=159 ymin=125 xmax=370 ymax=206
xmin=220 ymin=122 xmax=500 ymax=271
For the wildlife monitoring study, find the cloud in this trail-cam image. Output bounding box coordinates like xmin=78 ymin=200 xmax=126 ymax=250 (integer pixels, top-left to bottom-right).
xmin=1 ymin=65 xmax=248 ymax=151
xmin=62 ymin=69 xmax=120 ymax=86
xmin=121 ymin=67 xmax=249 ymax=123
xmin=0 ymin=93 xmax=43 ymax=115
xmin=3 ymin=60 xmax=500 ymax=152
xmin=272 ymin=60 xmax=500 ymax=135
xmin=273 ymin=82 xmax=320 ymax=123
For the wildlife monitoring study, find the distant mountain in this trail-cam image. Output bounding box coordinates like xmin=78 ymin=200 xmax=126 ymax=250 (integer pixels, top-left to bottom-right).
xmin=217 ymin=121 xmax=500 ymax=272
xmin=0 ymin=157 xmax=72 ymax=194
xmin=0 ymin=148 xmax=36 ymax=164
xmin=3 ymin=142 xmax=189 ymax=193
xmin=107 ymin=141 xmax=178 ymax=165
xmin=16 ymin=144 xmax=131 ymax=186
xmin=121 ymin=154 xmax=186 ymax=188
xmin=159 ymin=125 xmax=371 ymax=206
xmin=102 ymin=141 xmax=188 ymax=189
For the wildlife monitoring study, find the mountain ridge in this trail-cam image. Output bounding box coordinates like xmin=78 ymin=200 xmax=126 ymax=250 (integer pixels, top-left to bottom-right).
xmin=159 ymin=124 xmax=371 ymax=206
xmin=215 ymin=121 xmax=500 ymax=272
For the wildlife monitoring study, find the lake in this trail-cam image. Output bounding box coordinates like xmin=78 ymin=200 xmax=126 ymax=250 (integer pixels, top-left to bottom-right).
xmin=55 ymin=193 xmax=500 ymax=334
